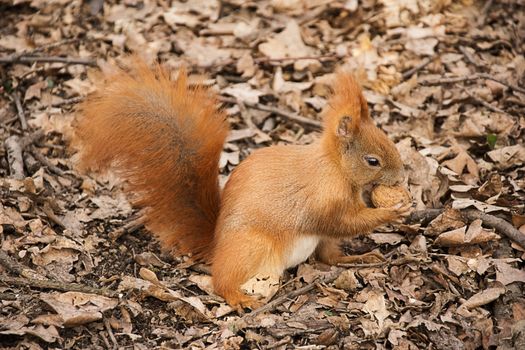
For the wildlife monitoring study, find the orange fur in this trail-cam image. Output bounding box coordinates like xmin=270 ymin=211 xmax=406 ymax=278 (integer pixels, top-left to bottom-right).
xmin=73 ymin=59 xmax=228 ymax=261
xmin=73 ymin=61 xmax=408 ymax=310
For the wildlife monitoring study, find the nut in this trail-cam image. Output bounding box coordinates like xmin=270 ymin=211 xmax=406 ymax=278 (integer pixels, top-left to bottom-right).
xmin=371 ymin=185 xmax=411 ymax=208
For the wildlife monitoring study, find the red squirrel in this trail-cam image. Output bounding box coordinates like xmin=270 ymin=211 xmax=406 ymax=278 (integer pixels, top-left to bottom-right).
xmin=73 ymin=59 xmax=410 ymax=310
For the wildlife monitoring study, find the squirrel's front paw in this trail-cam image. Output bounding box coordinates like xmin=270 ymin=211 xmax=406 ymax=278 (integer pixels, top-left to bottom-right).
xmin=384 ymin=202 xmax=412 ymax=224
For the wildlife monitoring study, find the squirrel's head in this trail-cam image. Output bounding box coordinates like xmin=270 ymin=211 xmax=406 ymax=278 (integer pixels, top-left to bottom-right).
xmin=322 ymin=74 xmax=404 ymax=187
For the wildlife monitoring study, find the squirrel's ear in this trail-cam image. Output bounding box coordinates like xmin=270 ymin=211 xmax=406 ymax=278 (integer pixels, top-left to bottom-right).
xmin=337 ymin=116 xmax=351 ymax=137
xmin=336 ymin=115 xmax=359 ymax=138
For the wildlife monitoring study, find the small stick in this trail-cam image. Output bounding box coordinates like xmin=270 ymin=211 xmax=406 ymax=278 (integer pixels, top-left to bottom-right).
xmin=0 ymin=274 xmax=117 ymax=297
xmin=242 ymin=270 xmax=340 ymax=320
xmin=402 ymin=56 xmax=435 ymax=80
xmin=250 ymin=102 xmax=322 ymax=129
xmin=459 ymin=46 xmax=482 ymax=68
xmin=266 ymin=336 xmax=292 ymax=349
xmin=3 ymin=131 xmax=45 ymax=179
xmin=220 ymin=96 xmax=322 ymax=129
xmin=109 ymin=217 xmax=146 ymax=241
xmin=420 ymin=76 xmax=478 ymax=85
xmin=0 ymin=55 xmax=97 ymax=66
xmin=461 ymin=87 xmax=510 ymax=115
xmin=104 ymin=318 xmax=118 ymax=350
xmin=11 ymin=92 xmax=28 ymax=131
xmin=4 ymin=135 xmax=25 ymax=179
xmin=50 ymin=96 xmax=84 ymax=108
xmin=477 ymin=0 xmax=494 ymax=27
xmin=0 ymin=250 xmax=24 ymax=275
xmin=20 ymin=130 xmax=45 ymax=149
xmin=253 ymin=53 xmax=339 ymax=64
xmin=464 ymin=209 xmax=525 ymax=249
xmin=100 ymin=332 xmax=112 ymax=350
xmin=29 ymin=147 xmax=65 ymax=176
xmin=407 ymin=209 xmax=525 ymax=250
xmin=420 ymin=73 xmax=525 ymax=95
xmin=407 ymin=209 xmax=441 ymax=224
xmin=197 ymin=53 xmax=340 ymax=69
xmin=477 ymin=72 xmax=525 ymax=95
xmin=41 ymin=202 xmax=66 ymax=229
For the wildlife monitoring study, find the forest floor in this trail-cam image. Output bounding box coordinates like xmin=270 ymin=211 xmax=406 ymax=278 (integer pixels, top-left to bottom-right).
xmin=1 ymin=0 xmax=525 ymax=349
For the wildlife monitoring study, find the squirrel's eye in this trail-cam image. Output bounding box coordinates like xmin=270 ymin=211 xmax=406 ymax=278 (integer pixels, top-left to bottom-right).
xmin=364 ymin=156 xmax=380 ymax=167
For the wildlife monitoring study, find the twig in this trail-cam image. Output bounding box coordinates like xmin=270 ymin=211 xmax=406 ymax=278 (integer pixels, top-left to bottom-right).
xmin=20 ymin=130 xmax=45 ymax=149
xmin=477 ymin=0 xmax=494 ymax=27
xmin=463 ymin=209 xmax=525 ymax=250
xmin=104 ymin=318 xmax=118 ymax=350
xmin=477 ymin=72 xmax=525 ymax=95
xmin=197 ymin=53 xmax=340 ymax=69
xmin=11 ymin=92 xmax=28 ymax=131
xmin=459 ymin=46 xmax=482 ymax=68
xmin=50 ymin=96 xmax=84 ymax=108
xmin=407 ymin=209 xmax=441 ymax=224
xmin=253 ymin=53 xmax=339 ymax=64
xmin=5 ymin=135 xmax=25 ymax=179
xmin=29 ymin=147 xmax=65 ymax=176
xmin=0 ymin=274 xmax=117 ymax=297
xmin=220 ymin=96 xmax=322 ymax=129
xmin=337 ymin=261 xmax=387 ymax=268
xmin=251 ymin=102 xmax=322 ymax=129
xmin=109 ymin=217 xmax=146 ymax=241
xmin=407 ymin=209 xmax=525 ymax=250
xmin=461 ymin=86 xmax=510 ymax=115
xmin=4 ymin=131 xmax=45 ymax=179
xmin=0 ymin=55 xmax=97 ymax=66
xmin=41 ymin=202 xmax=66 ymax=229
xmin=242 ymin=270 xmax=340 ymax=320
xmin=402 ymin=56 xmax=435 ymax=80
xmin=0 ymin=250 xmax=24 ymax=275
xmin=420 ymin=73 xmax=525 ymax=95
xmin=266 ymin=336 xmax=292 ymax=349
xmin=420 ymin=76 xmax=479 ymax=85
xmin=100 ymin=332 xmax=112 ymax=350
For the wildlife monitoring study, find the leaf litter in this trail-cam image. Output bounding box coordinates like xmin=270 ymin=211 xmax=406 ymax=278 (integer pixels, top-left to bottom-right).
xmin=1 ymin=0 xmax=525 ymax=349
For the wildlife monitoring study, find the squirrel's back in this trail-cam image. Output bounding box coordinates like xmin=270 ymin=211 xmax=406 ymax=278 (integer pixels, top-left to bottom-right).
xmin=73 ymin=59 xmax=228 ymax=261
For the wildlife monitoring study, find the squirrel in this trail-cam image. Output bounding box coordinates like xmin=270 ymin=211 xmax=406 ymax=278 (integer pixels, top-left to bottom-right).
xmin=73 ymin=59 xmax=411 ymax=310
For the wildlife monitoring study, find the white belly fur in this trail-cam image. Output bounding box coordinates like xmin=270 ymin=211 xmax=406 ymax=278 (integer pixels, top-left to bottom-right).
xmin=285 ymin=235 xmax=320 ymax=269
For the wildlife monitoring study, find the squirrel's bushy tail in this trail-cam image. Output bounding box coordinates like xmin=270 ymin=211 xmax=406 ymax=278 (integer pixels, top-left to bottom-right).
xmin=74 ymin=59 xmax=228 ymax=261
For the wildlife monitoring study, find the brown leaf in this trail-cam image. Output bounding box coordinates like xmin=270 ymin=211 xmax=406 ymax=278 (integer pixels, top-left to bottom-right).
xmin=460 ymin=287 xmax=506 ymax=310
xmin=38 ymin=292 xmax=118 ymax=327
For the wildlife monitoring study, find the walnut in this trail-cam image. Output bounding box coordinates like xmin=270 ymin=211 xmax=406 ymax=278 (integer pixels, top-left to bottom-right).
xmin=371 ymin=185 xmax=411 ymax=208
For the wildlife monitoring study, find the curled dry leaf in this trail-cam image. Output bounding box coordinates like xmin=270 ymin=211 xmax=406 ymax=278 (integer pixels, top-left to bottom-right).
xmin=460 ymin=287 xmax=506 ymax=310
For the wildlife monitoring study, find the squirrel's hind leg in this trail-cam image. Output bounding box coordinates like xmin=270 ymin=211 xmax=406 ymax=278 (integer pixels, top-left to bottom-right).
xmin=315 ymin=238 xmax=385 ymax=265
xmin=211 ymin=229 xmax=281 ymax=311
